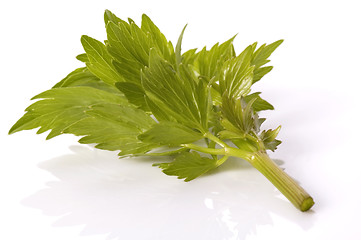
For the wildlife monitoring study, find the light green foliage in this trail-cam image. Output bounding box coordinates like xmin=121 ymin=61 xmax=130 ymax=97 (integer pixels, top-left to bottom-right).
xmin=260 ymin=126 xmax=282 ymax=151
xmin=9 ymin=11 xmax=315 ymax=212
xmin=157 ymin=152 xmax=218 ymax=182
xmin=9 ymin=87 xmax=128 ymax=139
xmin=52 ymin=67 xmax=120 ymax=94
xmin=80 ymin=35 xmax=124 ymax=85
xmin=106 ymin=20 xmax=148 ymax=84
xmin=244 ymin=92 xmax=274 ymax=112
xmin=141 ymin=14 xmax=175 ymax=64
xmin=221 ymin=95 xmax=259 ymax=136
xmin=193 ymin=36 xmax=236 ymax=82
xmin=142 ymin=49 xmax=211 ymax=131
xmin=251 ymin=40 xmax=284 ymax=83
xmin=10 ymin=9 xmax=283 ymax=182
xmin=115 ymin=82 xmax=148 ymax=110
xmin=139 ymin=121 xmax=203 ymax=146
xmin=67 ymin=103 xmax=159 ymax=156
xmin=219 ymin=45 xmax=254 ymax=99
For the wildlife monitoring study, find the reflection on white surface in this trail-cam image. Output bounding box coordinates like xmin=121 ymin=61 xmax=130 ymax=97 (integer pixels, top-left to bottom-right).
xmin=22 ymin=145 xmax=315 ymax=240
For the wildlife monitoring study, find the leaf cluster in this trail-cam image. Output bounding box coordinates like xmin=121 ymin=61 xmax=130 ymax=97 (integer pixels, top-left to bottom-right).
xmin=10 ymin=10 xmax=283 ymax=181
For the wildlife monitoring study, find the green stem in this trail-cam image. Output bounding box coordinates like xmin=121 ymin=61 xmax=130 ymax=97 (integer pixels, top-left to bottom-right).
xmin=182 ymin=141 xmax=314 ymax=211
xmin=145 ymin=147 xmax=188 ymax=156
xmin=181 ymin=143 xmax=225 ymax=155
xmin=216 ymin=155 xmax=229 ymax=166
xmin=206 ymin=139 xmax=218 ymax=160
xmin=248 ymin=151 xmax=314 ymax=211
xmin=182 ymin=133 xmax=314 ymax=211
xmin=204 ymin=132 xmax=228 ymax=147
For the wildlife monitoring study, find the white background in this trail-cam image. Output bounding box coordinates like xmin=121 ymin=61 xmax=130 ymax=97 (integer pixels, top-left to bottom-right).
xmin=1 ymin=0 xmax=361 ymax=239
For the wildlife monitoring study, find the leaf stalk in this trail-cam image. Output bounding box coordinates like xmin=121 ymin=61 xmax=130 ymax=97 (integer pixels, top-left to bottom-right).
xmin=183 ymin=136 xmax=314 ymax=211
xmin=248 ymin=151 xmax=314 ymax=211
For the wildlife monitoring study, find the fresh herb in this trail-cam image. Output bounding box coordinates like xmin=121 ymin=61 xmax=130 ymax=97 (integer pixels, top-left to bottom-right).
xmin=9 ymin=10 xmax=314 ymax=211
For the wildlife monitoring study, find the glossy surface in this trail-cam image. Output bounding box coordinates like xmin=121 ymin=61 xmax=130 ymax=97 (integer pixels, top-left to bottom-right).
xmin=2 ymin=98 xmax=361 ymax=240
xmin=21 ymin=146 xmax=295 ymax=240
xmin=2 ymin=120 xmax=360 ymax=240
xmin=1 ymin=0 xmax=361 ymax=239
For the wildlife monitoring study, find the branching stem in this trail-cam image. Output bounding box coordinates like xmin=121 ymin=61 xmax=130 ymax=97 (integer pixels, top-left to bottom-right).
xmin=182 ymin=133 xmax=314 ymax=212
xmin=204 ymin=132 xmax=228 ymax=148
xmin=145 ymin=147 xmax=188 ymax=156
xmin=182 ymin=143 xmax=225 ymax=155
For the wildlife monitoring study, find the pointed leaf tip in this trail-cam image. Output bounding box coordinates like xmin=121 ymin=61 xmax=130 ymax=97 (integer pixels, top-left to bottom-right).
xmin=175 ymin=24 xmax=188 ymax=65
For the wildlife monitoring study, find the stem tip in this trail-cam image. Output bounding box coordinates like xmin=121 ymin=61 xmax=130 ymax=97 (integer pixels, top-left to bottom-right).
xmin=301 ymin=197 xmax=314 ymax=212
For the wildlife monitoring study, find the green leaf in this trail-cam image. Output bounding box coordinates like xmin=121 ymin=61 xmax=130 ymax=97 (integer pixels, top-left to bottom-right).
xmin=144 ymin=96 xmax=174 ymax=122
xmin=219 ymin=45 xmax=254 ymax=99
xmin=141 ymin=14 xmax=175 ymax=64
xmin=253 ymin=66 xmax=273 ymax=83
xmin=181 ymin=48 xmax=198 ymax=67
xmin=261 ymin=125 xmax=281 ymax=142
xmin=9 ymin=87 xmax=128 ymax=139
xmin=105 ymin=14 xmax=176 ymax=86
xmin=158 ymin=152 xmax=218 ymax=181
xmin=9 ymin=86 xmax=158 ymax=156
xmin=232 ymin=138 xmax=259 ymax=152
xmin=52 ymin=67 xmax=120 ymax=94
xmin=104 ymin=9 xmax=126 ymax=26
xmin=76 ymin=53 xmax=88 ymax=63
xmin=251 ymin=40 xmax=283 ymax=83
xmin=138 ymin=121 xmax=203 ymax=146
xmin=264 ymin=139 xmax=282 ymax=151
xmin=115 ymin=82 xmax=148 ymax=110
xmin=175 ymin=25 xmax=187 ymax=66
xmin=80 ymin=35 xmax=124 ymax=85
xmin=218 ymin=129 xmax=243 ymax=140
xmin=221 ymin=94 xmax=258 ymax=135
xmin=244 ymin=92 xmax=274 ymax=112
xmin=142 ymin=49 xmax=210 ymax=131
xmin=52 ymin=67 xmax=90 ymax=88
xmin=218 ymin=119 xmax=245 ymax=139
xmin=106 ymin=20 xmax=149 ymax=73
xmin=260 ymin=126 xmax=282 ymax=151
xmin=65 ymin=103 xmax=159 ymax=155
xmin=193 ymin=35 xmax=236 ymax=82
xmin=252 ymin=40 xmax=283 ymax=68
